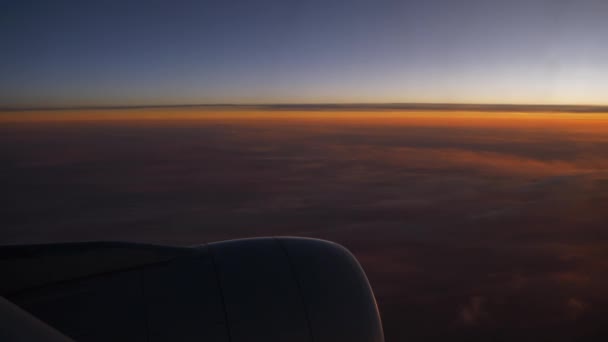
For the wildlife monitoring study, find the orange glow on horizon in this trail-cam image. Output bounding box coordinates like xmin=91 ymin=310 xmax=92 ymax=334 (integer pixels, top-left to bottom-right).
xmin=3 ymin=109 xmax=608 ymax=137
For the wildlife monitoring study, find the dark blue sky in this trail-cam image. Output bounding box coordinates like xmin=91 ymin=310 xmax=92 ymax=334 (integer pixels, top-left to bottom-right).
xmin=2 ymin=0 xmax=607 ymax=107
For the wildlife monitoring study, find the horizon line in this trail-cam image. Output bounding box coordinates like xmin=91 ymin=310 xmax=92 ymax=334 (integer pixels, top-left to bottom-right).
xmin=3 ymin=102 xmax=608 ymax=113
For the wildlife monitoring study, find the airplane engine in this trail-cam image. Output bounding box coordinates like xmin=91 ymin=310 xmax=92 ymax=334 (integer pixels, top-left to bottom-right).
xmin=0 ymin=237 xmax=384 ymax=342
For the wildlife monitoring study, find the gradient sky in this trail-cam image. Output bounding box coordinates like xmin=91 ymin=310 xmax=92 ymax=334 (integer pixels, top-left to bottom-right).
xmin=2 ymin=0 xmax=608 ymax=107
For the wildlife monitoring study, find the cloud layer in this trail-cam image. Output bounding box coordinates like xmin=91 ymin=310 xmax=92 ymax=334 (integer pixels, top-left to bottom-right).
xmin=2 ymin=111 xmax=608 ymax=340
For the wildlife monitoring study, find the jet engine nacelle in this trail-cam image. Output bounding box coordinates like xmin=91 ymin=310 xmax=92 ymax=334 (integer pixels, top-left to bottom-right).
xmin=0 ymin=237 xmax=384 ymax=342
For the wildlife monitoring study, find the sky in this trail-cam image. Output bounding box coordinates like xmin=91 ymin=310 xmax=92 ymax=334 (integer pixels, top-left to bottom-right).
xmin=2 ymin=0 xmax=608 ymax=107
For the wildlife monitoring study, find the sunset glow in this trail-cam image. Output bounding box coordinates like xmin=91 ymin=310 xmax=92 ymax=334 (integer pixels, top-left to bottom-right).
xmin=3 ymin=0 xmax=608 ymax=341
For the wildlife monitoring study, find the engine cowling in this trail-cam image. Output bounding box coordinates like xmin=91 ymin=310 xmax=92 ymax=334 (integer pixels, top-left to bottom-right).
xmin=1 ymin=237 xmax=384 ymax=342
